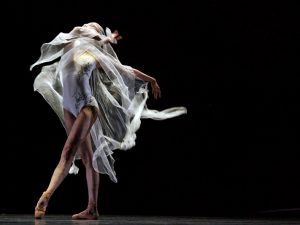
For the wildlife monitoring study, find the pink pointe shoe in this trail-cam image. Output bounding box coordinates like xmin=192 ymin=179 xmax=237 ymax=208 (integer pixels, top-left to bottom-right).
xmin=72 ymin=209 xmax=99 ymax=220
xmin=34 ymin=191 xmax=51 ymax=219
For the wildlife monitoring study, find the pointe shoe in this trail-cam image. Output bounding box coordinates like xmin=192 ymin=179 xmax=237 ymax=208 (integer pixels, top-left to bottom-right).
xmin=34 ymin=191 xmax=51 ymax=219
xmin=72 ymin=209 xmax=99 ymax=220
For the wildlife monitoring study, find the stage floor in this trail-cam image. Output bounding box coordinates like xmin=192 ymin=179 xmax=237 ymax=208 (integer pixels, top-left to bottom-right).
xmin=0 ymin=214 xmax=300 ymax=225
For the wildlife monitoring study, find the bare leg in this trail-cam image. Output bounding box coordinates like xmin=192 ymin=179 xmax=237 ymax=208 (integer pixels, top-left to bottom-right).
xmin=35 ymin=107 xmax=97 ymax=219
xmin=64 ymin=109 xmax=100 ymax=219
xmin=71 ymin=137 xmax=100 ymax=220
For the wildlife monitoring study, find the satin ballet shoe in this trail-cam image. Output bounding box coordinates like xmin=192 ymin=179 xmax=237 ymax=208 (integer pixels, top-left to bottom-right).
xmin=34 ymin=191 xmax=51 ymax=219
xmin=71 ymin=209 xmax=99 ymax=220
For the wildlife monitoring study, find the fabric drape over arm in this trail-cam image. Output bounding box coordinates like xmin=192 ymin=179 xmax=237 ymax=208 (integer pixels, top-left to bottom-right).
xmin=31 ymin=27 xmax=187 ymax=183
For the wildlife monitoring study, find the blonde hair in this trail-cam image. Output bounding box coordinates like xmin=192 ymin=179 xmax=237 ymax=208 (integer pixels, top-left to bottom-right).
xmin=87 ymin=22 xmax=104 ymax=34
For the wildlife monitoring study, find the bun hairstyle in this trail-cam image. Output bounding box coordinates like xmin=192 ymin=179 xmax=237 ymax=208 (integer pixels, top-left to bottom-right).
xmin=87 ymin=22 xmax=104 ymax=34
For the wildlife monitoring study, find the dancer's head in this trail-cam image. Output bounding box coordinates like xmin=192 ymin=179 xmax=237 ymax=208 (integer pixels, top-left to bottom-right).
xmin=82 ymin=22 xmax=104 ymax=34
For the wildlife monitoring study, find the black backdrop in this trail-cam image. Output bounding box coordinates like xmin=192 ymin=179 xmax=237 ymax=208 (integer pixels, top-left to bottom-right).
xmin=1 ymin=0 xmax=300 ymax=217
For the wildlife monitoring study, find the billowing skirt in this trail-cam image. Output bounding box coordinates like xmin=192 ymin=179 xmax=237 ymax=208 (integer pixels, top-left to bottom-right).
xmin=33 ymin=38 xmax=187 ymax=182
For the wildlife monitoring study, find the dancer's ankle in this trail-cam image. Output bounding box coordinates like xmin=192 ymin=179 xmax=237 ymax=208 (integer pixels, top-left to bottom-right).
xmin=87 ymin=203 xmax=97 ymax=211
xmin=88 ymin=207 xmax=99 ymax=216
xmin=44 ymin=190 xmax=53 ymax=198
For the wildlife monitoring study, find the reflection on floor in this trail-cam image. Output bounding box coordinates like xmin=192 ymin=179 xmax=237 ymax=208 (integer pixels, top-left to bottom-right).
xmin=1 ymin=214 xmax=300 ymax=225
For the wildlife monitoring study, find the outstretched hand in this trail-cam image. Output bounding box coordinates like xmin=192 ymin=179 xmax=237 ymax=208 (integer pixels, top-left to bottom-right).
xmin=111 ymin=30 xmax=122 ymax=41
xmin=150 ymin=79 xmax=161 ymax=99
xmin=105 ymin=30 xmax=122 ymax=44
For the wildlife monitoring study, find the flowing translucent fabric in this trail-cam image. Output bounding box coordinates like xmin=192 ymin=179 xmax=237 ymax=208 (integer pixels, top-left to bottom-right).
xmin=30 ymin=26 xmax=187 ymax=183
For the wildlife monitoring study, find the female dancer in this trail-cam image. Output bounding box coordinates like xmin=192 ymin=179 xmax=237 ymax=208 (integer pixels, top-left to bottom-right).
xmin=30 ymin=22 xmax=187 ymax=220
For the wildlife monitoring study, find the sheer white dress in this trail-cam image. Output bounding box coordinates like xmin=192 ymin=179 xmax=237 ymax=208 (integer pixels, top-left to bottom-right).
xmin=30 ymin=26 xmax=187 ymax=182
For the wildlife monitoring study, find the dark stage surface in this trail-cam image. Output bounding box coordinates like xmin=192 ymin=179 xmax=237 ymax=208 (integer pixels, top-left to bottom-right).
xmin=2 ymin=0 xmax=300 ymax=219
xmin=1 ymin=214 xmax=300 ymax=225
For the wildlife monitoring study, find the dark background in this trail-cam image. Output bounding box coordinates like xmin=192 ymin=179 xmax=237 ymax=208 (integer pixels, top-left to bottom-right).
xmin=1 ymin=0 xmax=300 ymax=218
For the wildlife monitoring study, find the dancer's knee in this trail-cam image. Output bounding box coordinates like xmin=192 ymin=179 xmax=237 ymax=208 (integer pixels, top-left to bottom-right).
xmin=61 ymin=143 xmax=77 ymax=164
xmin=79 ymin=149 xmax=93 ymax=167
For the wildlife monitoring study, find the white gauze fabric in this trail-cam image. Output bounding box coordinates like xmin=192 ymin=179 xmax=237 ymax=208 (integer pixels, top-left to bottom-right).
xmin=30 ymin=26 xmax=187 ymax=183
